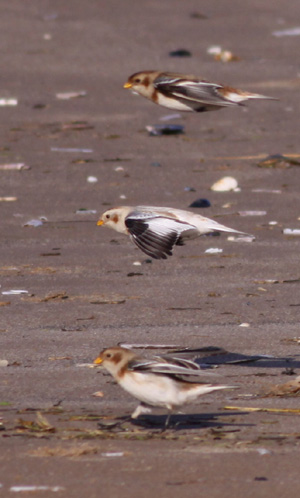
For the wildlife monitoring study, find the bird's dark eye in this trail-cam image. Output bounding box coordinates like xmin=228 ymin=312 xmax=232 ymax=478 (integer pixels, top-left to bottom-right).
xmin=105 ymin=214 xmax=110 ymax=219
xmin=106 ymin=353 xmax=112 ymax=358
xmin=134 ymin=78 xmax=141 ymax=83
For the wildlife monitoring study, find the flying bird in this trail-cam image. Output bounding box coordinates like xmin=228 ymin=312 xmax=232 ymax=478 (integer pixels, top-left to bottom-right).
xmin=97 ymin=205 xmax=253 ymax=259
xmin=94 ymin=346 xmax=236 ymax=423
xmin=123 ymin=70 xmax=277 ymax=113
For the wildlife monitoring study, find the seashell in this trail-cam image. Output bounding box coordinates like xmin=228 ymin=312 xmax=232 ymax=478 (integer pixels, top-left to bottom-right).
xmin=211 ymin=176 xmax=238 ymax=192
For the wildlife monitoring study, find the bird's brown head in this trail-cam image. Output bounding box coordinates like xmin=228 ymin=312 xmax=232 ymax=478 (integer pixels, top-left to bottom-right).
xmin=123 ymin=71 xmax=157 ymax=94
xmin=94 ymin=346 xmax=135 ymax=378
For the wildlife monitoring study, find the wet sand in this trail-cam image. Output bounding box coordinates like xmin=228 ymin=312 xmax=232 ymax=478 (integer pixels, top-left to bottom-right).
xmin=1 ymin=1 xmax=300 ymax=496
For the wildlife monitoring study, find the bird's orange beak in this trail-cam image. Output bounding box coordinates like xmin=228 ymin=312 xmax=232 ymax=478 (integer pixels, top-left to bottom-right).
xmin=97 ymin=219 xmax=104 ymax=226
xmin=123 ymin=81 xmax=132 ymax=89
xmin=93 ymin=356 xmax=103 ymax=365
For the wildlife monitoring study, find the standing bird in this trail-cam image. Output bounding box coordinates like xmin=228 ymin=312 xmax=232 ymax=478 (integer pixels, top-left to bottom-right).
xmin=94 ymin=346 xmax=236 ymax=423
xmin=123 ymin=70 xmax=277 ymax=113
xmin=97 ymin=205 xmax=254 ymax=260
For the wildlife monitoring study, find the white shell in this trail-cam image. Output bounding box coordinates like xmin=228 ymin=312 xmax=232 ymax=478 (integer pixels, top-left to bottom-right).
xmin=211 ymin=176 xmax=238 ymax=192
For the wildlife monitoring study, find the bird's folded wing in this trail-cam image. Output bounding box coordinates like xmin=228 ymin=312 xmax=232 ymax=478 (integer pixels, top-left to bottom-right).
xmin=125 ymin=214 xmax=195 ymax=259
xmin=155 ymin=77 xmax=236 ymax=107
xmin=128 ymin=357 xmax=218 ymax=377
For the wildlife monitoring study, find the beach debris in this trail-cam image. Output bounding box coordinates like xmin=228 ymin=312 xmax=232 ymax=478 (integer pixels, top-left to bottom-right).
xmin=265 ymin=376 xmax=300 ymax=397
xmin=190 ymin=12 xmax=208 ymax=19
xmin=189 ymin=198 xmax=211 ymax=208
xmin=207 ymin=46 xmax=240 ymax=62
xmin=146 ymin=124 xmax=184 ymax=136
xmin=2 ymin=290 xmax=28 ymax=295
xmin=0 ymin=360 xmax=8 ymax=367
xmin=204 ymin=247 xmax=223 ymax=254
xmin=10 ymin=486 xmax=64 ymax=493
xmin=75 ymin=209 xmax=97 ymax=214
xmin=87 ymin=176 xmax=98 ymax=183
xmin=257 ymin=154 xmax=300 ymax=168
xmin=238 ymin=210 xmax=266 ymax=217
xmin=0 ymin=98 xmax=18 ymax=106
xmin=159 ymin=113 xmax=182 ymax=121
xmin=169 ymin=49 xmax=191 ymax=57
xmin=224 ymin=406 xmax=300 ymax=414
xmin=92 ymin=391 xmax=104 ymax=397
xmin=51 ymin=147 xmax=93 ymax=153
xmin=252 ymin=188 xmax=281 ymax=194
xmin=56 ymin=91 xmax=87 ymax=100
xmin=61 ymin=121 xmax=94 ymax=131
xmin=256 ymin=448 xmax=271 ymax=456
xmin=211 ymin=176 xmax=238 ymax=192
xmin=283 ymin=229 xmax=300 ymax=236
xmin=273 ymin=27 xmax=300 ymax=37
xmin=23 ymin=219 xmax=45 ymax=227
xmin=0 ymin=196 xmax=17 ymax=202
xmin=101 ymin=452 xmax=125 ymax=458
xmin=16 ymin=412 xmax=55 ymax=433
xmin=0 ymin=163 xmax=30 ymax=171
xmin=227 ymin=235 xmax=255 ymax=243
xmin=118 ymin=343 xmax=184 ymax=350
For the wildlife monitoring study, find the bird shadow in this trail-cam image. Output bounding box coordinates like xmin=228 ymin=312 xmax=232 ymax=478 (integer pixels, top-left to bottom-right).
xmin=170 ymin=347 xmax=300 ymax=371
xmin=98 ymin=410 xmax=252 ymax=432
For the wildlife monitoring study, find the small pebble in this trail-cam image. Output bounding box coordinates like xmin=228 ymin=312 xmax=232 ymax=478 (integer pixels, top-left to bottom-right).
xmin=114 ymin=166 xmax=124 ymax=172
xmin=133 ymin=261 xmax=142 ymax=266
xmin=119 ymin=195 xmax=127 ymax=200
xmin=205 ymin=248 xmax=223 ymax=254
xmin=189 ymin=198 xmax=211 ymax=208
xmin=239 ymin=323 xmax=250 ymax=328
xmin=184 ymin=186 xmax=196 ymax=192
xmin=76 ymin=209 xmax=97 ymax=214
xmin=146 ymin=124 xmax=184 ymax=136
xmin=169 ymin=49 xmax=191 ymax=57
xmin=0 ymin=360 xmax=8 ymax=367
xmin=56 ymin=91 xmax=87 ymax=100
xmin=269 ymin=221 xmax=278 ymax=225
xmin=87 ymin=176 xmax=98 ymax=183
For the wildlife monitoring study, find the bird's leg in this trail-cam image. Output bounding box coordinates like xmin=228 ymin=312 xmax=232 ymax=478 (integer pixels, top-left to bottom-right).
xmin=162 ymin=411 xmax=172 ymax=431
xmin=131 ymin=403 xmax=152 ymax=419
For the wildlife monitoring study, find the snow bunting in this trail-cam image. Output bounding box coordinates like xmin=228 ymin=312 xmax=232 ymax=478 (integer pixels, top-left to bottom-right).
xmin=94 ymin=346 xmax=236 ymax=420
xmin=97 ymin=205 xmax=253 ymax=259
xmin=123 ymin=71 xmax=276 ymax=112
